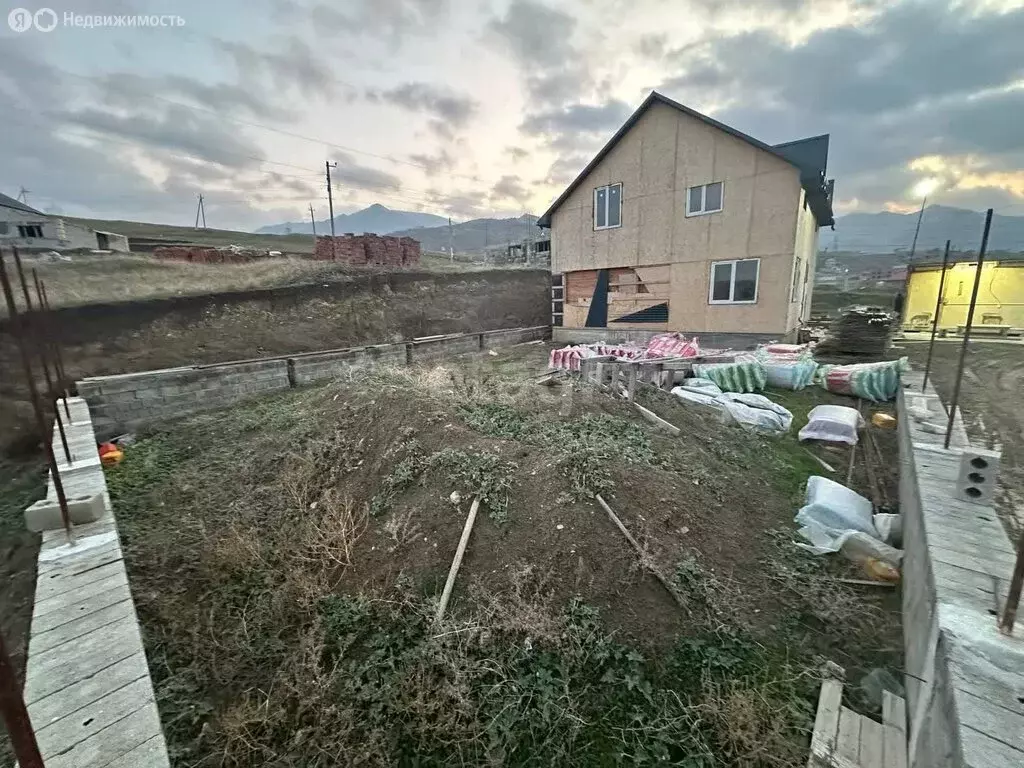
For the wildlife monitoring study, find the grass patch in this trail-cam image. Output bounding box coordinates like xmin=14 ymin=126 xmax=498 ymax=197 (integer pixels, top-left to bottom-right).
xmin=459 ymin=403 xmax=655 ymax=500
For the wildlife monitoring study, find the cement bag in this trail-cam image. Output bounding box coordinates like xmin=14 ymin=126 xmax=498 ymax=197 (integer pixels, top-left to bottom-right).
xmin=646 ymin=333 xmax=700 ymax=359
xmin=764 ymin=360 xmax=818 ymax=390
xmin=692 ymin=361 xmax=767 ymax=393
xmin=799 ymin=405 xmax=864 ymax=445
xmin=820 ymin=357 xmax=910 ymax=402
xmin=678 ymin=378 xmax=723 ymax=396
xmin=671 ymin=386 xmax=722 ymax=409
xmin=796 ymin=476 xmax=877 ymax=537
xmin=716 ymin=393 xmax=793 ymax=434
xmin=797 ymin=528 xmax=903 ymax=567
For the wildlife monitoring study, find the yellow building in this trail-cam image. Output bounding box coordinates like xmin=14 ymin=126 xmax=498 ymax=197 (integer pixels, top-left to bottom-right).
xmin=537 ymin=91 xmax=836 ymax=347
xmin=904 ymin=261 xmax=1024 ymax=333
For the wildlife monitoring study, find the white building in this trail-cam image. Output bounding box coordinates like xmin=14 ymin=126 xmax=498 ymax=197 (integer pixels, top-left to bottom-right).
xmin=0 ymin=192 xmax=130 ymax=252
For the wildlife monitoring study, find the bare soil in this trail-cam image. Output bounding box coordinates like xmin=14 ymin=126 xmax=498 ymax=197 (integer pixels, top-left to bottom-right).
xmin=902 ymin=338 xmax=1024 ymax=538
xmin=0 ymin=269 xmax=549 ymax=456
xmin=99 ymin=345 xmax=902 ymax=766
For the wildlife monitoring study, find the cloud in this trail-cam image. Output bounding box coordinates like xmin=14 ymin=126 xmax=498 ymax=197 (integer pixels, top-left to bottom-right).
xmin=651 ymin=0 xmax=1024 ymax=209
xmin=487 ymin=0 xmax=592 ymax=108
xmin=366 ymin=82 xmax=478 ymax=140
xmin=408 ymin=148 xmax=458 ymax=176
xmin=329 ymin=153 xmax=405 ymax=194
xmin=216 ymin=36 xmax=340 ymax=99
xmin=58 ymin=105 xmax=268 ymax=169
xmin=306 ymin=0 xmax=450 ymax=43
xmin=490 ymin=174 xmax=531 ymax=205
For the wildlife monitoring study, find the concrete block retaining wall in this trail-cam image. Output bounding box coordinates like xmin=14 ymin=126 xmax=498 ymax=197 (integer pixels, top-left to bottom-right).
xmin=78 ymin=326 xmax=548 ymax=431
xmin=24 ymin=398 xmax=170 ymax=767
xmin=897 ymin=371 xmax=1024 ymax=768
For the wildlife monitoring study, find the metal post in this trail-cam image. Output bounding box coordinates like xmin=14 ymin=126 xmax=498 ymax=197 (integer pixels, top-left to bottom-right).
xmin=0 ymin=250 xmax=74 ymax=542
xmin=33 ymin=271 xmax=71 ymax=422
xmin=908 ymin=195 xmax=927 ymax=262
xmin=38 ymin=281 xmax=73 ymax=420
xmin=944 ymin=209 xmax=992 ymax=450
xmin=0 ymin=631 xmax=44 ymax=768
xmin=11 ymin=250 xmax=71 ymax=463
xmin=922 ymin=240 xmax=952 ymax=392
xmin=999 ymin=528 xmax=1024 ymax=634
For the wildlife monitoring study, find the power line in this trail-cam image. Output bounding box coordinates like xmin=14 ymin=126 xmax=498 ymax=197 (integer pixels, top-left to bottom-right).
xmin=53 ymin=68 xmax=488 ymax=184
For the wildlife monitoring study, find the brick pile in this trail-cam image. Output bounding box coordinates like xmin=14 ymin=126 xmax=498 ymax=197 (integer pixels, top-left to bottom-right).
xmin=153 ymin=246 xmax=266 ymax=264
xmin=314 ymin=234 xmax=420 ymax=266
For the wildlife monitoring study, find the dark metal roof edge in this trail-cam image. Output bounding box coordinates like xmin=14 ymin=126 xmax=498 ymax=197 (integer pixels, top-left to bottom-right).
xmin=536 ymin=91 xmax=829 ymax=228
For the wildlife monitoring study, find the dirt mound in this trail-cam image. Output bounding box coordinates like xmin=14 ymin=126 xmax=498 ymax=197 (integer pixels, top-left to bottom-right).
xmin=105 ymin=345 xmax=900 ymax=766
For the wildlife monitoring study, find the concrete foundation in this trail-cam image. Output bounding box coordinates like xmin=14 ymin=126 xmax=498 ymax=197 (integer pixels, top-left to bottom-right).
xmin=898 ymin=371 xmax=1023 ymax=768
xmin=77 ymin=326 xmax=549 ymax=432
xmin=23 ymin=398 xmax=170 ymax=767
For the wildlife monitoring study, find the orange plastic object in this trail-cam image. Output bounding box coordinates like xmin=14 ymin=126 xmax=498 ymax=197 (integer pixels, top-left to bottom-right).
xmin=871 ymin=413 xmax=897 ymax=429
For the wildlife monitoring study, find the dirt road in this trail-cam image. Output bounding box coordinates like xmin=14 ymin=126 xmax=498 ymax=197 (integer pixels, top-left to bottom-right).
xmin=902 ymin=338 xmax=1024 ymax=538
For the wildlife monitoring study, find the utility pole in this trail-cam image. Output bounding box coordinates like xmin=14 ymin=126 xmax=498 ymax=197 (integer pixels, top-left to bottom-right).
xmin=194 ymin=194 xmax=204 ymax=229
xmin=448 ymin=216 xmax=453 ymax=261
xmin=908 ymin=195 xmax=928 ymax=262
xmin=200 ymin=196 xmax=206 ymax=228
xmin=309 ymin=204 xmax=317 ymax=238
xmin=16 ymin=187 xmax=30 ymax=205
xmin=326 ymin=161 xmax=337 ymax=260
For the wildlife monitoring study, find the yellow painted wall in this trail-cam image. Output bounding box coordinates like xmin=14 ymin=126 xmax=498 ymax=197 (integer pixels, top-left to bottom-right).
xmin=785 ymin=189 xmax=820 ymax=329
xmin=549 ymin=101 xmax=805 ymax=334
xmin=904 ymin=262 xmax=1024 ymax=330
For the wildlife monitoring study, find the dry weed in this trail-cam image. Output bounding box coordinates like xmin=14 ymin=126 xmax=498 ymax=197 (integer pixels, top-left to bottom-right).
xmin=382 ymin=507 xmax=421 ymax=551
xmin=698 ymin=676 xmax=807 ymax=768
xmin=296 ymin=489 xmax=369 ymax=570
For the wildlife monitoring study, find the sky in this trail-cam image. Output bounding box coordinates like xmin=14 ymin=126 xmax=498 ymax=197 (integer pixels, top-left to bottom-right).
xmin=1 ymin=0 xmax=1023 ymax=231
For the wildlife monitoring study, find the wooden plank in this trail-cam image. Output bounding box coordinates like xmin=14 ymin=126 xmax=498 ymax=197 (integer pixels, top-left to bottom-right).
xmin=882 ymin=691 xmax=907 ymax=768
xmin=809 ymin=679 xmax=842 ymax=765
xmin=835 ymin=708 xmax=862 ymax=768
xmin=634 ymin=403 xmax=680 ymax=436
xmin=859 ymin=717 xmax=884 ymax=768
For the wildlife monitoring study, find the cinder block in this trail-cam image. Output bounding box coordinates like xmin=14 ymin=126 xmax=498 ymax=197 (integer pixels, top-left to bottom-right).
xmin=25 ymin=493 xmax=105 ymax=532
xmin=955 ymin=447 xmax=1001 ymax=505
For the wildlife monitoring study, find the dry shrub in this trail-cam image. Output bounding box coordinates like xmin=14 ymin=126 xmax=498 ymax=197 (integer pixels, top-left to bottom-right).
xmin=468 ymin=563 xmax=566 ymax=646
xmin=296 ymin=489 xmax=368 ymax=570
xmin=698 ymin=676 xmax=808 ymax=768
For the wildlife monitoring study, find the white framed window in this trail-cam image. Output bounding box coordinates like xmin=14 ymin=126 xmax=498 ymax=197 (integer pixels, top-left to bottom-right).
xmin=686 ymin=181 xmax=724 ymax=216
xmin=593 ymin=183 xmax=622 ymax=230
xmin=709 ymin=258 xmax=760 ymax=304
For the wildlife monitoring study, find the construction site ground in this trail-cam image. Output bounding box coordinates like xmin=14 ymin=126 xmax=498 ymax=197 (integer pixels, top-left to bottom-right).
xmin=5 ymin=343 xmax=905 ymax=767
xmin=900 ymin=337 xmax=1024 ymax=539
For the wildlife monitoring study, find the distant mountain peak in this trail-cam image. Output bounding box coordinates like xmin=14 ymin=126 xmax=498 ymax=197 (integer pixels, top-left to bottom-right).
xmin=255 ymin=203 xmax=447 ymax=237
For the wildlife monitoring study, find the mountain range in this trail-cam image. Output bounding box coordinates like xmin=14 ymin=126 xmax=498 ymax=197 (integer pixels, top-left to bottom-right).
xmin=255 ymin=203 xmax=448 ymax=236
xmin=258 ymin=202 xmax=1024 ymax=256
xmin=831 ymin=205 xmax=1024 ymax=254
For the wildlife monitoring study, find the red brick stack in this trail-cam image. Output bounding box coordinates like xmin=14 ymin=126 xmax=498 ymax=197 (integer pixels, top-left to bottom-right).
xmin=153 ymin=246 xmax=268 ymax=263
xmin=313 ymin=234 xmax=420 ymax=266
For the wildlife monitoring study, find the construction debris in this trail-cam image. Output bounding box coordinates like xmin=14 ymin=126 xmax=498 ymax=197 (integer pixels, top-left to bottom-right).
xmin=435 ymin=496 xmax=480 ymax=624
xmin=817 ymin=306 xmax=894 ymax=358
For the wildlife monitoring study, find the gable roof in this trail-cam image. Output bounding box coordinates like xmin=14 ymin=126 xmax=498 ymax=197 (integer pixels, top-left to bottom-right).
xmin=0 ymin=192 xmax=44 ymax=216
xmin=536 ymin=91 xmax=835 ymax=228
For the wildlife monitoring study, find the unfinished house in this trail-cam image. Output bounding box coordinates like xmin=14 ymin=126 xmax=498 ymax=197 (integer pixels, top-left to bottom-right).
xmin=537 ymin=92 xmax=835 ymax=347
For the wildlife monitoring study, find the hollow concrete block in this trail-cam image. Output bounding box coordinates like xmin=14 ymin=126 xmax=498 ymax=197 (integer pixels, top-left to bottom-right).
xmin=25 ymin=493 xmax=106 ymax=533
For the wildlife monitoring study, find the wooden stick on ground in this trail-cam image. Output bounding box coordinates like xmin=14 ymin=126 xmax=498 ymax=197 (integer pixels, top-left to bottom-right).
xmin=595 ymin=494 xmax=686 ymax=610
xmin=435 ymin=496 xmax=480 ymax=624
xmin=634 ymin=403 xmax=681 ymax=436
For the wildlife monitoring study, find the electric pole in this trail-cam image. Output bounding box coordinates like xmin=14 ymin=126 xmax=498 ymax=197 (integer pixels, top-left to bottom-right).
xmin=326 ymin=161 xmax=337 ymax=260
xmin=16 ymin=187 xmax=30 ymax=205
xmin=309 ymin=204 xmax=317 ymax=238
xmin=448 ymin=216 xmax=454 ymax=261
xmin=195 ymin=194 xmax=203 ymax=229
xmin=200 ymin=196 xmax=206 ymax=228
